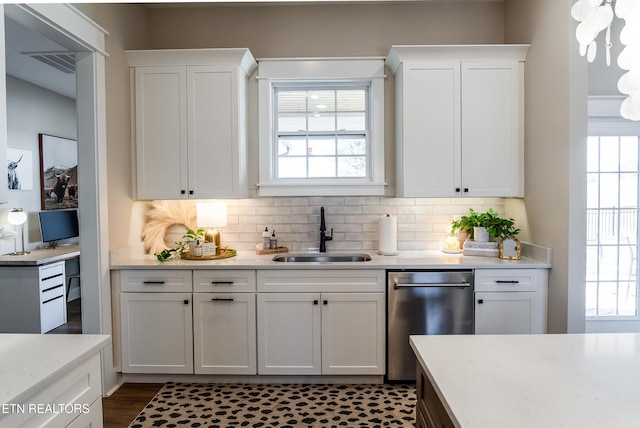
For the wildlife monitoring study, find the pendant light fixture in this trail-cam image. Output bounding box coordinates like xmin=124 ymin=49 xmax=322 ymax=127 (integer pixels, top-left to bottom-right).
xmin=572 ymin=0 xmax=640 ymax=120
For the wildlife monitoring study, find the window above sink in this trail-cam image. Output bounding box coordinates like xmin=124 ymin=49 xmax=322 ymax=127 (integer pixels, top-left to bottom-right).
xmin=257 ymin=57 xmax=386 ymax=197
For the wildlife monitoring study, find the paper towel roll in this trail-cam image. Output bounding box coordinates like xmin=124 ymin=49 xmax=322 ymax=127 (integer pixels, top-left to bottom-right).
xmin=378 ymin=214 xmax=398 ymax=255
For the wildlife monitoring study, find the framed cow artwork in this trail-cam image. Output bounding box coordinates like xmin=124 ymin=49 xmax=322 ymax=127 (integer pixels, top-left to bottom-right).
xmin=39 ymin=134 xmax=78 ymax=210
xmin=7 ymin=148 xmax=33 ymax=191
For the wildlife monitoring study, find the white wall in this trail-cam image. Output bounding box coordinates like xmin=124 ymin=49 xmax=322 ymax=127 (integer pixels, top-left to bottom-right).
xmin=2 ymin=75 xmax=77 ymax=255
xmin=505 ymin=0 xmax=587 ymax=333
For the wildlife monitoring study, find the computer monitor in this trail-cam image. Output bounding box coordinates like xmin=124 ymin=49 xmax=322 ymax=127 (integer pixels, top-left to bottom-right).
xmin=38 ymin=210 xmax=79 ymax=248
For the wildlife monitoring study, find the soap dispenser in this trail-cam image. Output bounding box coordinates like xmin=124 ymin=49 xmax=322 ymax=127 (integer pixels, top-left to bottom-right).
xmin=270 ymin=230 xmax=278 ymax=249
xmin=262 ymin=227 xmax=270 ymax=250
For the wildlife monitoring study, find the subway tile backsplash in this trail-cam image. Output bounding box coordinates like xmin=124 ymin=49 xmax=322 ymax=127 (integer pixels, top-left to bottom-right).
xmin=199 ymin=197 xmax=506 ymax=252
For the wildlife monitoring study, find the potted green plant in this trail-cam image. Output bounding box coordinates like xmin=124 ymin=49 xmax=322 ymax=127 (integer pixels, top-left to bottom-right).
xmin=451 ymin=208 xmax=520 ymax=242
xmin=155 ymin=227 xmax=207 ymax=262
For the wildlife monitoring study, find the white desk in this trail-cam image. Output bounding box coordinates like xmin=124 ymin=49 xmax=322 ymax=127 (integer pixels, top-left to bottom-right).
xmin=0 ymin=246 xmax=80 ymax=333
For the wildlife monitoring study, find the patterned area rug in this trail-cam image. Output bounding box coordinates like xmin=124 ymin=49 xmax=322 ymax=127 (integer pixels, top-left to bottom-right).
xmin=129 ymin=382 xmax=416 ymax=428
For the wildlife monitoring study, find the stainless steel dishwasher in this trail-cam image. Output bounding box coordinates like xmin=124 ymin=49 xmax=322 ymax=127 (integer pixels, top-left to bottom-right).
xmin=387 ymin=270 xmax=474 ymax=381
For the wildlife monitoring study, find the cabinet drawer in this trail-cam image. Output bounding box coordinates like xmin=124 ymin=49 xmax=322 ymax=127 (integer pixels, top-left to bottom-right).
xmin=120 ymin=270 xmax=192 ymax=292
xmin=474 ymin=269 xmax=539 ymax=292
xmin=41 ymin=294 xmax=66 ymax=333
xmin=39 ymin=262 xmax=65 ymax=292
xmin=193 ymin=270 xmax=256 ymax=293
xmin=258 ymin=270 xmax=385 ymax=292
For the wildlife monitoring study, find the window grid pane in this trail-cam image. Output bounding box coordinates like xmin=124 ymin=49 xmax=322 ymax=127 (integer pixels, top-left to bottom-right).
xmin=586 ymin=135 xmax=640 ymax=319
xmin=275 ymin=86 xmax=369 ymax=180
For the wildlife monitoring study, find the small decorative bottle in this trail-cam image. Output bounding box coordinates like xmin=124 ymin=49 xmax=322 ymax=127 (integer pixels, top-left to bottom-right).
xmin=270 ymin=230 xmax=278 ymax=249
xmin=262 ymin=227 xmax=270 ymax=250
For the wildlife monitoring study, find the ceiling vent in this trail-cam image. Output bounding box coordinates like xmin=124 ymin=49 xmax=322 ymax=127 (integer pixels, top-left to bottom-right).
xmin=21 ymin=51 xmax=76 ymax=74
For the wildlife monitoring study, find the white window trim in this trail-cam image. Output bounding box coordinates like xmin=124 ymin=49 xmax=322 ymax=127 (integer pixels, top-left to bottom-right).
xmin=257 ymin=57 xmax=385 ymax=196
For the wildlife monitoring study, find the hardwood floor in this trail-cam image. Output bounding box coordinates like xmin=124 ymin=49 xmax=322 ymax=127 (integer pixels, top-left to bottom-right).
xmin=48 ymin=298 xmax=82 ymax=334
xmin=103 ymin=383 xmax=164 ymax=428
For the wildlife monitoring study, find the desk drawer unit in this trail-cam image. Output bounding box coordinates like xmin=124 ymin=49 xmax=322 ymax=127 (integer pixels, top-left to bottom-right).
xmin=39 ymin=262 xmax=67 ymax=333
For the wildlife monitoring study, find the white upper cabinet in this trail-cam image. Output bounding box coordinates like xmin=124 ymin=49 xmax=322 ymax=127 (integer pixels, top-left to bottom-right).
xmin=127 ymin=49 xmax=256 ymax=199
xmin=386 ymin=45 xmax=529 ymax=198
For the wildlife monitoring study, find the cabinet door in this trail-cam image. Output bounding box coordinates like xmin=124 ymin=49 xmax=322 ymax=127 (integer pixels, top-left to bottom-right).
xmin=120 ymin=292 xmax=193 ymax=373
xmin=474 ymin=291 xmax=537 ymax=334
xmin=134 ymin=66 xmax=188 ymax=199
xmin=398 ymin=62 xmax=461 ymax=197
xmin=257 ymin=293 xmax=321 ymax=375
xmin=193 ymin=292 xmax=256 ymax=374
xmin=187 ymin=66 xmax=243 ymax=198
xmin=462 ymin=61 xmax=523 ymax=197
xmin=321 ymin=293 xmax=385 ymax=375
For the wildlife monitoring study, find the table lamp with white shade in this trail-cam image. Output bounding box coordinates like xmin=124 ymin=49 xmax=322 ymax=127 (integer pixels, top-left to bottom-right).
xmin=196 ymin=202 xmax=227 ymax=255
xmin=7 ymin=208 xmax=29 ymax=255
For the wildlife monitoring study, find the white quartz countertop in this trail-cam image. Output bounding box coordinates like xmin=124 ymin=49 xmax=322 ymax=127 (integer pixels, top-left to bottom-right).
xmin=110 ymin=244 xmax=551 ymax=270
xmin=410 ymin=334 xmax=640 ymax=428
xmin=0 ymin=334 xmax=110 ymax=405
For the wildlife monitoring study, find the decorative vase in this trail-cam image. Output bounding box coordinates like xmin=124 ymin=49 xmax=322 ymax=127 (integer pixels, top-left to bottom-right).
xmin=473 ymin=226 xmax=490 ymax=242
xmin=457 ymin=230 xmax=469 ymax=247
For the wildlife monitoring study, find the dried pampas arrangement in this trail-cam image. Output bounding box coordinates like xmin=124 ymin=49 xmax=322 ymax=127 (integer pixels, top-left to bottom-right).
xmin=141 ymin=200 xmax=197 ymax=254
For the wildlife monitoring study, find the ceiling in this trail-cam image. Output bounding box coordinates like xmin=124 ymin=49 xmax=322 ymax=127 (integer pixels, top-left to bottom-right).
xmin=5 ymin=16 xmax=77 ymax=99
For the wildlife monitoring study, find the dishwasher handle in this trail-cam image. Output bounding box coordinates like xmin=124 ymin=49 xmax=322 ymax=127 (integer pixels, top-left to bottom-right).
xmin=394 ymin=281 xmax=471 ymax=289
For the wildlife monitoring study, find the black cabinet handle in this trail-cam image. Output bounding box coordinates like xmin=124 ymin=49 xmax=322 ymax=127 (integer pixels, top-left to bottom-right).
xmin=313 ymin=300 xmax=319 ymax=305
xmin=183 ymin=299 xmax=189 ymax=305
xmin=496 ymin=280 xmax=520 ymax=284
xmin=143 ymin=281 xmax=166 ymax=285
xmin=478 ymin=299 xmax=484 ymax=304
xmin=189 ymin=190 xmax=194 ymax=195
xmin=42 ymin=273 xmax=64 ymax=281
xmin=463 ymin=188 xmax=469 ymax=193
xmin=181 ymin=190 xmax=186 ymax=195
xmin=323 ymin=300 xmax=328 ymax=305
xmin=211 ymin=298 xmax=234 ymax=302
xmin=455 ymin=188 xmax=461 ymax=193
xmin=211 ymin=281 xmax=234 ymax=285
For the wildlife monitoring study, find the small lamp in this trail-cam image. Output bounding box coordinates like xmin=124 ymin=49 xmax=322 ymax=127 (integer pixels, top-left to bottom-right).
xmin=7 ymin=208 xmax=29 ymax=255
xmin=196 ymin=202 xmax=227 ymax=255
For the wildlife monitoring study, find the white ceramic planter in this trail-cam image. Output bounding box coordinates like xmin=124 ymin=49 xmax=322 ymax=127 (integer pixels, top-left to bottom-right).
xmin=473 ymin=226 xmax=490 ymax=242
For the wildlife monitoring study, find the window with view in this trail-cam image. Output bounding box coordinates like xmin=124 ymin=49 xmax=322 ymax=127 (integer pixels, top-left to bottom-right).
xmin=586 ymin=134 xmax=639 ymax=319
xmin=275 ymin=86 xmax=369 ymax=179
xmin=257 ymin=58 xmax=385 ymax=196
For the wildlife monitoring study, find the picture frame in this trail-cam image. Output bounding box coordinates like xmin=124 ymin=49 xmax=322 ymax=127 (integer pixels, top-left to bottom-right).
xmin=499 ymin=236 xmax=521 ymax=260
xmin=7 ymin=148 xmax=33 ymax=191
xmin=39 ymin=134 xmax=78 ymax=210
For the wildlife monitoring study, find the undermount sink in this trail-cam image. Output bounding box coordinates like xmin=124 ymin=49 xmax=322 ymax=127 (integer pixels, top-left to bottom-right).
xmin=272 ymin=253 xmax=372 ymax=263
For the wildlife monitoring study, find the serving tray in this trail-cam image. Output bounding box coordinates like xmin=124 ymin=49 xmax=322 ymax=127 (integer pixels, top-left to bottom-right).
xmin=180 ymin=248 xmax=237 ymax=260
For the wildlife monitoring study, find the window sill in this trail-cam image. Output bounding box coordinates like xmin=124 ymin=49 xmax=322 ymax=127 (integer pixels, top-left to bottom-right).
xmin=256 ymin=181 xmax=386 ymax=197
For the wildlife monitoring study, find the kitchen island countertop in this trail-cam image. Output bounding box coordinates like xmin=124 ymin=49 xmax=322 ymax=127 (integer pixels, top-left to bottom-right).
xmin=110 ymin=243 xmax=550 ymax=270
xmin=410 ymin=333 xmax=640 ymax=428
xmin=0 ymin=334 xmax=110 ymax=406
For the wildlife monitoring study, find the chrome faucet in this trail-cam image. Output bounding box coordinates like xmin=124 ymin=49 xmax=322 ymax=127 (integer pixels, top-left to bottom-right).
xmin=319 ymin=206 xmax=333 ymax=252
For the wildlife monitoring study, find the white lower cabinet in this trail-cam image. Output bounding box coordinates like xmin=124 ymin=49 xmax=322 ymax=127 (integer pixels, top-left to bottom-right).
xmin=193 ymin=292 xmax=257 ymax=374
xmin=119 ymin=270 xmax=194 ymax=374
xmin=257 ymin=293 xmax=321 ymax=375
xmin=257 ymin=270 xmax=386 ymax=376
xmin=321 ymin=292 xmax=385 ymax=375
xmin=474 ymin=269 xmax=548 ymax=334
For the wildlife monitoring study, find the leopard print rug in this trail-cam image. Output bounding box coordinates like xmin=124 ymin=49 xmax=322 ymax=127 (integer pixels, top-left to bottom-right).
xmin=129 ymin=382 xmax=416 ymax=428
